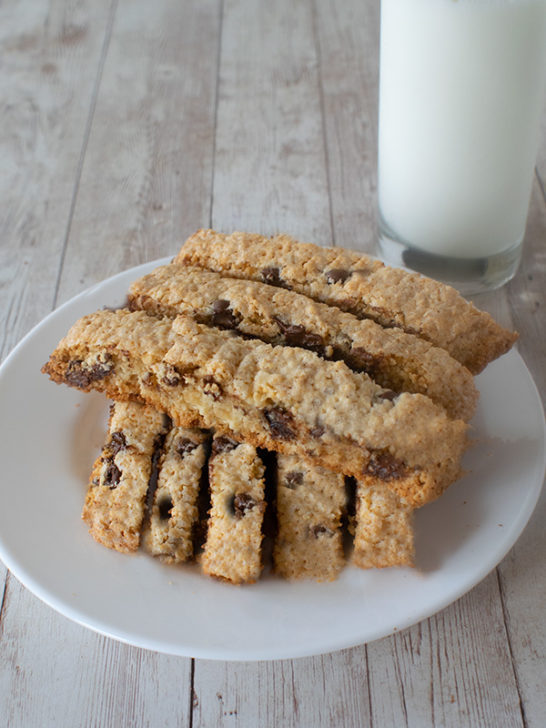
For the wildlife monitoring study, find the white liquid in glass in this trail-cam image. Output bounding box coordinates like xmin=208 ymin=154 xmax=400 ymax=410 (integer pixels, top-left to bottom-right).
xmin=378 ymin=0 xmax=546 ymax=259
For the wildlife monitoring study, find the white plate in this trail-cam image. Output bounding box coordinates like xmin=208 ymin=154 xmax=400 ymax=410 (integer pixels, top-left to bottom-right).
xmin=0 ymin=259 xmax=544 ymax=661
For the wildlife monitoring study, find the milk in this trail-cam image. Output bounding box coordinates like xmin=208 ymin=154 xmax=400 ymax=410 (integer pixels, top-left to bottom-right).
xmin=378 ymin=0 xmax=546 ymax=259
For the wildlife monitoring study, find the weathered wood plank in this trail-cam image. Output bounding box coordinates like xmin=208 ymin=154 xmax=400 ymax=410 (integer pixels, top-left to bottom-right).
xmin=210 ymin=0 xmax=331 ymax=244
xmin=0 ymin=0 xmax=114 ymax=356
xmin=314 ymin=2 xmax=532 ymax=727
xmin=193 ymin=649 xmax=371 ymax=728
xmin=313 ymin=0 xmax=380 ymax=252
xmin=494 ymin=179 xmax=546 ymax=728
xmin=1 ymin=1 xmax=221 ymax=724
xmin=0 ymin=0 xmax=114 ymax=701
xmin=470 ymin=168 xmax=546 ymax=728
xmin=367 ymin=574 xmax=524 ymax=728
xmin=55 ymin=0 xmax=222 ymax=305
xmin=0 ymin=575 xmax=191 ymax=728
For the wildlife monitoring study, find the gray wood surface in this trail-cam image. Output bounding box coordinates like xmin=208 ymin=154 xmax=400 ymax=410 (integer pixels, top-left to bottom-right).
xmin=1 ymin=1 xmax=544 ymax=726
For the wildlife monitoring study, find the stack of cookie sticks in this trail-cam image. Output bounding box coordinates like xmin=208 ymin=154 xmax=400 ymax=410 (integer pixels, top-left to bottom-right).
xmin=43 ymin=230 xmax=517 ymax=583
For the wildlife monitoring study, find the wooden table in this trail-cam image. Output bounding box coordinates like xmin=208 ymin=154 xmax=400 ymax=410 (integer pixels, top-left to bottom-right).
xmin=1 ymin=1 xmax=545 ymax=726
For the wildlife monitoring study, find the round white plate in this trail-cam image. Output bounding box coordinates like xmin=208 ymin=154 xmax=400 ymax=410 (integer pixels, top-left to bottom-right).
xmin=0 ymin=259 xmax=544 ymax=661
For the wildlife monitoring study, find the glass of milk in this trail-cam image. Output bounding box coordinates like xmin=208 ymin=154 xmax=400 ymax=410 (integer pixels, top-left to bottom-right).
xmin=377 ymin=0 xmax=546 ymax=294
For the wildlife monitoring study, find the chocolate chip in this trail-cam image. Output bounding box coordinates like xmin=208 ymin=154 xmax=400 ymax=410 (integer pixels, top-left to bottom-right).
xmin=158 ymin=496 xmax=173 ymax=520
xmin=273 ymin=317 xmax=324 ymax=353
xmin=364 ymin=304 xmax=397 ymax=329
xmin=108 ymin=431 xmax=127 ymax=455
xmin=310 ymin=424 xmax=325 ymax=438
xmin=176 ymin=437 xmax=198 ymax=456
xmin=65 ymin=355 xmax=113 ymax=388
xmin=145 ymin=432 xmax=168 ymax=513
xmin=310 ymin=524 xmax=334 ymax=538
xmin=285 ymin=471 xmax=303 ymax=489
xmin=212 ymin=436 xmax=239 ymax=454
xmin=103 ymin=457 xmax=121 ymax=488
xmin=211 ymin=299 xmax=241 ymax=330
xmin=365 ymin=451 xmax=407 ymax=480
xmin=203 ymin=375 xmax=223 ymax=400
xmin=263 ymin=407 xmax=296 ymax=440
xmin=261 ymin=267 xmax=291 ymax=290
xmin=349 ymin=347 xmax=381 ymax=375
xmin=325 ymin=269 xmax=351 ymax=284
xmin=232 ymin=493 xmax=257 ymax=519
xmin=162 ymin=365 xmax=181 ymax=386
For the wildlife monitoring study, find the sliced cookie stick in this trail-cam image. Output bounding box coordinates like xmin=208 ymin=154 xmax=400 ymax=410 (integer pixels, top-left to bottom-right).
xmin=82 ymin=401 xmax=170 ymax=552
xmin=201 ymin=436 xmax=266 ymax=584
xmin=175 ymin=229 xmax=517 ymax=374
xmin=42 ymin=310 xmax=468 ymax=507
xmin=128 ymin=263 xmax=477 ymax=420
xmin=352 ymin=480 xmax=414 ymax=569
xmin=274 ymin=455 xmax=346 ymax=581
xmin=143 ymin=427 xmax=209 ymax=563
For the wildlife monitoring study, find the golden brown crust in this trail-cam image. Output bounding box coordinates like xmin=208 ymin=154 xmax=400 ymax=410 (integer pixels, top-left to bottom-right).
xmin=201 ymin=439 xmax=266 ymax=584
xmin=143 ymin=427 xmax=208 ymax=563
xmin=352 ymin=480 xmax=414 ymax=569
xmin=43 ymin=309 xmax=467 ymax=507
xmin=176 ymin=229 xmax=517 ymax=373
xmin=82 ymin=401 xmax=169 ymax=552
xmin=128 ymin=263 xmax=478 ymax=420
xmin=274 ymin=455 xmax=346 ymax=581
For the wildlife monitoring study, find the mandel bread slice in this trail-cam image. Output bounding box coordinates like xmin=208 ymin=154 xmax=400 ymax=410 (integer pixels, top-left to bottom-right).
xmin=43 ymin=309 xmax=468 ymax=507
xmin=274 ymin=454 xmax=346 ymax=581
xmin=175 ymin=229 xmax=517 ymax=374
xmin=82 ymin=400 xmax=170 ymax=552
xmin=143 ymin=425 xmax=209 ymax=563
xmin=128 ymin=263 xmax=477 ymax=421
xmin=201 ymin=436 xmax=266 ymax=584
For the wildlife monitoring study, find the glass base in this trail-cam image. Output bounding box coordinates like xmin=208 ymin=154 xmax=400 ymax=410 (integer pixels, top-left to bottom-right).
xmin=377 ymin=227 xmax=523 ymax=297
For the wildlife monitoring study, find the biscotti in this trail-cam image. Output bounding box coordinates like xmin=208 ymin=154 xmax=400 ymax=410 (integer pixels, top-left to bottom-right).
xmin=128 ymin=264 xmax=477 ymax=420
xmin=42 ymin=309 xmax=468 ymax=507
xmin=274 ymin=455 xmax=346 ymax=581
xmin=175 ymin=229 xmax=517 ymax=373
xmin=201 ymin=436 xmax=266 ymax=583
xmin=351 ymin=480 xmax=414 ymax=569
xmin=143 ymin=426 xmax=209 ymax=563
xmin=82 ymin=401 xmax=170 ymax=552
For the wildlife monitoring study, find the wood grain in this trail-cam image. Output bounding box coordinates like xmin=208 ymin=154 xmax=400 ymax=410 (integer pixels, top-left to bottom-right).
xmin=0 ymin=575 xmax=191 ymax=728
xmin=314 ymin=0 xmax=380 ymax=252
xmin=495 ymin=179 xmax=546 ymax=728
xmin=0 ymin=0 xmax=114 ymax=356
xmin=0 ymin=0 xmax=114 ymax=692
xmin=367 ymin=574 xmax=524 ymax=727
xmin=210 ymin=0 xmax=331 ymax=244
xmin=193 ymin=649 xmax=371 ymax=728
xmin=55 ymin=0 xmax=222 ymax=305
xmin=0 ymin=0 xmax=545 ymax=725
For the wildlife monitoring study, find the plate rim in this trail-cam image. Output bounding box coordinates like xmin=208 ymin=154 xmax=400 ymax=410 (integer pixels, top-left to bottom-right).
xmin=0 ymin=258 xmax=544 ymax=661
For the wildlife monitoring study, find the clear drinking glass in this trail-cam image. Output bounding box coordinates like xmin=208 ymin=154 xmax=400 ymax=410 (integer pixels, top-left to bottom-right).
xmin=377 ymin=0 xmax=546 ymax=295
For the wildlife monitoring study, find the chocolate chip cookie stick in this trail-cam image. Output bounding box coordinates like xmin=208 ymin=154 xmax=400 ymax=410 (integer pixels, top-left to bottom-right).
xmin=175 ymin=229 xmax=517 ymax=374
xmin=82 ymin=401 xmax=170 ymax=552
xmin=351 ymin=480 xmax=414 ymax=569
xmin=143 ymin=427 xmax=209 ymax=563
xmin=128 ymin=263 xmax=477 ymax=420
xmin=201 ymin=437 xmax=266 ymax=584
xmin=43 ymin=309 xmax=467 ymax=507
xmin=274 ymin=455 xmax=346 ymax=581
